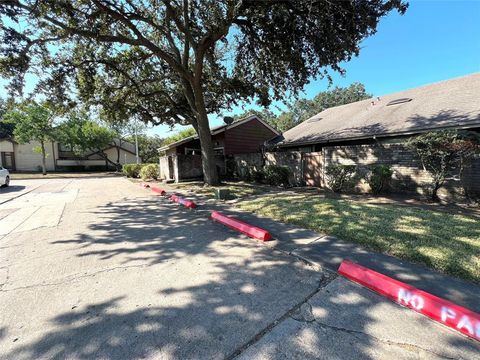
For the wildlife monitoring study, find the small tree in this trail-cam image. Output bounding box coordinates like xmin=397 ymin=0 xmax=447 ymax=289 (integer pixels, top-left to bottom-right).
xmin=325 ymin=165 xmax=358 ymax=193
xmin=365 ymin=164 xmax=394 ymax=194
xmin=408 ymin=130 xmax=480 ymax=201
xmin=3 ymin=102 xmax=58 ymax=175
xmin=56 ymin=112 xmax=117 ymax=169
xmin=132 ymin=135 xmax=165 ymax=164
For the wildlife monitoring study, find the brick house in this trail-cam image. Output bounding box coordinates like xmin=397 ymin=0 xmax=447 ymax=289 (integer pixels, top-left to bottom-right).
xmin=263 ymin=73 xmax=480 ymax=199
xmin=158 ymin=115 xmax=279 ymax=182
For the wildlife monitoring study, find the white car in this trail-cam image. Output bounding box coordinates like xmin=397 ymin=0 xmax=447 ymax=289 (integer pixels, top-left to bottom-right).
xmin=0 ymin=166 xmax=10 ymax=187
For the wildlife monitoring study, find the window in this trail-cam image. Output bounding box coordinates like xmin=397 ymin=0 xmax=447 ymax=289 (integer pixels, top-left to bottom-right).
xmin=185 ymin=148 xmax=201 ymax=155
xmin=214 ymin=147 xmax=224 ymax=155
xmin=386 ymin=98 xmax=412 ymax=106
xmin=307 ymin=117 xmax=322 ymax=123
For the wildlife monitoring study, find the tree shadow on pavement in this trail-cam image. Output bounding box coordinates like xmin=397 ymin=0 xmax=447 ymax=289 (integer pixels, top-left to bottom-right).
xmin=4 ymin=197 xmax=478 ymax=359
xmin=52 ymin=198 xmax=230 ymax=265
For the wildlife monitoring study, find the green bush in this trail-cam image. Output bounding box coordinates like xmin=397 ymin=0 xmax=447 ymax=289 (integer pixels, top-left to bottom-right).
xmin=252 ymin=168 xmax=265 ymax=183
xmin=122 ymin=163 xmax=144 ymax=178
xmin=325 ymin=164 xmax=357 ymax=193
xmin=263 ymin=165 xmax=291 ymax=187
xmin=140 ymin=163 xmax=159 ymax=180
xmin=366 ymin=164 xmax=393 ymax=194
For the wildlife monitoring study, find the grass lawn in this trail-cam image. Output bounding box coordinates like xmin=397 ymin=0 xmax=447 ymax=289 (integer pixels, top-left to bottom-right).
xmin=168 ymin=182 xmax=270 ymax=200
xmin=236 ymin=193 xmax=480 ymax=282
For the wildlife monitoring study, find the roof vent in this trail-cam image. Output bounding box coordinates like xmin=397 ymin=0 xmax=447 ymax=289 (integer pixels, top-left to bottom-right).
xmin=224 ymin=116 xmax=234 ymax=125
xmin=386 ymin=98 xmax=412 ymax=106
xmin=307 ymin=117 xmax=322 ymax=123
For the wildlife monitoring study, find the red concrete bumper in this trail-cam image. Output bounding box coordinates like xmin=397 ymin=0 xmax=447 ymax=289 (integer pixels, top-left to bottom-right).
xmin=210 ymin=211 xmax=272 ymax=241
xmin=150 ymin=186 xmax=166 ymax=195
xmin=338 ymin=260 xmax=480 ymax=341
xmin=170 ymin=194 xmax=197 ymax=209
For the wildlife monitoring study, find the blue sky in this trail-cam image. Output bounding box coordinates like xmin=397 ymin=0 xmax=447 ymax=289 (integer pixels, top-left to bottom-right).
xmin=2 ymin=1 xmax=479 ymax=137
xmin=153 ymin=0 xmax=480 ymax=136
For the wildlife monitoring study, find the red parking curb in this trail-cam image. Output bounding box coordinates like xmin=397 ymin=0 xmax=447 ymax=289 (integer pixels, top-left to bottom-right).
xmin=338 ymin=260 xmax=480 ymax=341
xmin=210 ymin=211 xmax=272 ymax=241
xmin=170 ymin=194 xmax=197 ymax=209
xmin=150 ymin=186 xmax=166 ymax=195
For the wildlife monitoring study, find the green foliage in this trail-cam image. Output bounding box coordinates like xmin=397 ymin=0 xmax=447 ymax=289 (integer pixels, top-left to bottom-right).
xmin=366 ymin=165 xmax=394 ymax=194
xmin=131 ymin=135 xmax=165 ymax=163
xmin=233 ymin=83 xmax=371 ymax=133
xmin=56 ymin=112 xmax=116 ymax=156
xmin=325 ymin=164 xmax=357 ymax=193
xmin=408 ymin=130 xmax=480 ymax=200
xmin=252 ymin=168 xmax=266 ymax=183
xmin=122 ymin=164 xmax=143 ymax=178
xmin=263 ymin=165 xmax=291 ymax=187
xmin=2 ymin=101 xmax=58 ymax=174
xmin=163 ymin=128 xmax=197 ymax=146
xmin=0 ymin=120 xmax=15 ymax=138
xmin=1 ymin=1 xmax=406 ymax=185
xmin=0 ymin=98 xmax=15 ymax=138
xmin=3 ymin=102 xmax=57 ymax=145
xmin=140 ymin=164 xmax=159 ymax=181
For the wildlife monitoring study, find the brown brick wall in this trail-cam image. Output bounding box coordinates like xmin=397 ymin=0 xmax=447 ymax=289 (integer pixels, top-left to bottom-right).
xmin=232 ymin=143 xmax=480 ymax=201
xmin=323 ymin=143 xmax=480 ymax=200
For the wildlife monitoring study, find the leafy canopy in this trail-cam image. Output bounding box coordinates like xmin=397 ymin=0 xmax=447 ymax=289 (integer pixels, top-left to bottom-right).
xmin=234 ymin=83 xmax=371 ymax=133
xmin=0 ymin=1 xmax=407 ymax=128
xmin=1 ymin=0 xmax=407 ymax=184
xmin=2 ymin=101 xmax=57 ymax=145
xmin=56 ymin=111 xmax=116 ymax=156
xmin=0 ymin=98 xmax=15 ymax=138
xmin=131 ymin=134 xmax=165 ymax=163
xmin=163 ymin=127 xmax=196 ymax=145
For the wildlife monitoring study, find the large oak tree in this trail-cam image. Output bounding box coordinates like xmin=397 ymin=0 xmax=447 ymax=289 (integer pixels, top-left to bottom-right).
xmin=0 ymin=0 xmax=407 ymax=184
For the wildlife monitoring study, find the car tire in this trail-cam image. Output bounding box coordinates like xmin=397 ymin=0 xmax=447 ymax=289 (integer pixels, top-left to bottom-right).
xmin=4 ymin=176 xmax=9 ymax=187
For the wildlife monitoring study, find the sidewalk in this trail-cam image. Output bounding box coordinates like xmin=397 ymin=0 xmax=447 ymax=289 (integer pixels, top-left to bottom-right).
xmin=160 ymin=185 xmax=480 ymax=313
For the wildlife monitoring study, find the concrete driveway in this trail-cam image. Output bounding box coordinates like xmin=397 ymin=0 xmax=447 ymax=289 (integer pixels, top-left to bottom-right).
xmin=0 ymin=177 xmax=478 ymax=359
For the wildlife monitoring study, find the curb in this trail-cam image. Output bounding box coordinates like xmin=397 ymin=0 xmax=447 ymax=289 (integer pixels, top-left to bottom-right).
xmin=338 ymin=260 xmax=480 ymax=341
xmin=211 ymin=211 xmax=272 ymax=241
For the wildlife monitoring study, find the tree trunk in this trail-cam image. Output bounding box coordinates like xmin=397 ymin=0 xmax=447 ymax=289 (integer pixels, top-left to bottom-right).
xmin=115 ymin=142 xmax=121 ymax=172
xmin=431 ymin=181 xmax=441 ymax=202
xmin=40 ymin=141 xmax=47 ymax=175
xmin=196 ymin=109 xmax=219 ymax=185
xmin=192 ymin=85 xmax=219 ymax=186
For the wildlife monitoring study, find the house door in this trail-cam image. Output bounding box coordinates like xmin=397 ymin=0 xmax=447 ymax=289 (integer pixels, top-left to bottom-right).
xmin=1 ymin=152 xmax=15 ymax=171
xmin=303 ymin=152 xmax=322 ymax=187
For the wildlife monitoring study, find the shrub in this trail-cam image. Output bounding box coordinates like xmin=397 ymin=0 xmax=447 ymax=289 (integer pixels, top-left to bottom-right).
xmin=325 ymin=164 xmax=357 ymax=193
xmin=408 ymin=129 xmax=480 ymax=201
xmin=122 ymin=163 xmax=143 ymax=178
xmin=140 ymin=163 xmax=159 ymax=180
xmin=252 ymin=168 xmax=265 ymax=183
xmin=263 ymin=165 xmax=290 ymax=187
xmin=366 ymin=164 xmax=393 ymax=194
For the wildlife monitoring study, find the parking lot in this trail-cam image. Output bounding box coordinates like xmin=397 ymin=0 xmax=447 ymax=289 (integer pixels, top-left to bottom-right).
xmin=0 ymin=177 xmax=478 ymax=359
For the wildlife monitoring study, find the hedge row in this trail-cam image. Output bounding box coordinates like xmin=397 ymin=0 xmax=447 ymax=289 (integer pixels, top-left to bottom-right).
xmin=122 ymin=163 xmax=159 ymax=180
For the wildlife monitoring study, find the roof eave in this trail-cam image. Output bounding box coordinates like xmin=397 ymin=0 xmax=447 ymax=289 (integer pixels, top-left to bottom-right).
xmin=274 ymin=122 xmax=480 ymax=148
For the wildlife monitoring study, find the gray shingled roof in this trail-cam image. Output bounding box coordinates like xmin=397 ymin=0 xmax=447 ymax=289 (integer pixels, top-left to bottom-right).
xmin=272 ymin=73 xmax=480 ymax=147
